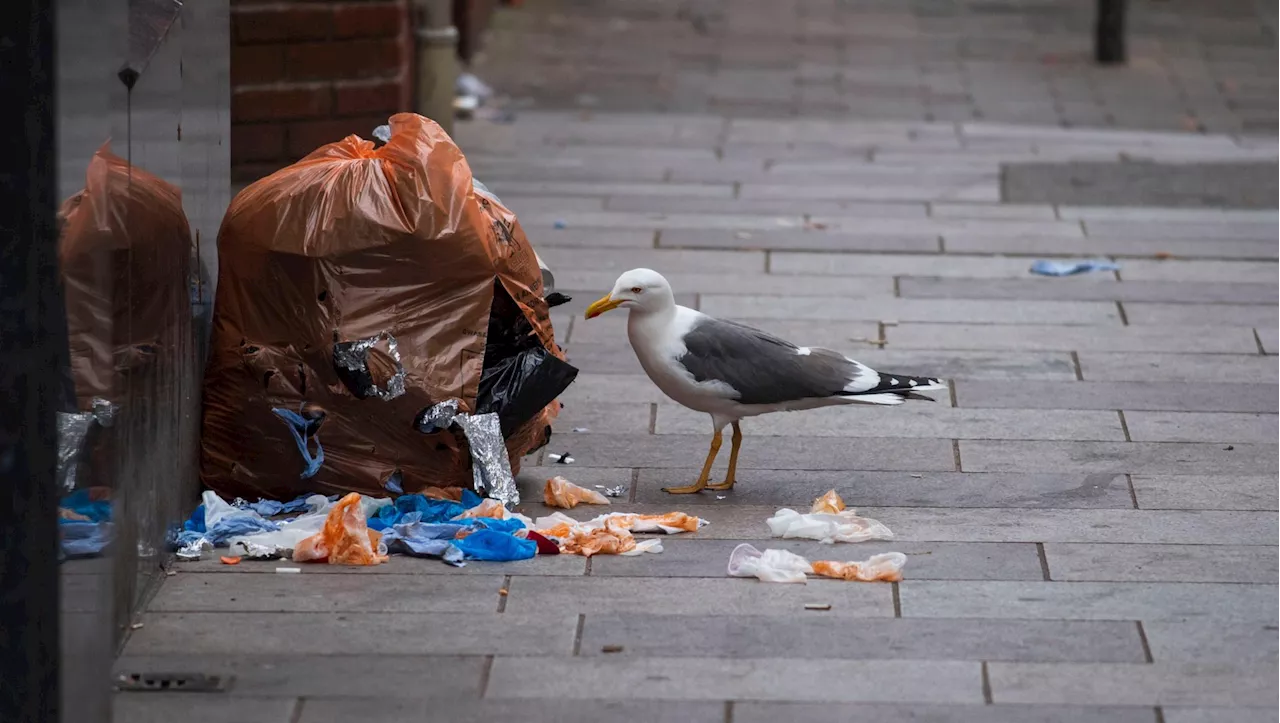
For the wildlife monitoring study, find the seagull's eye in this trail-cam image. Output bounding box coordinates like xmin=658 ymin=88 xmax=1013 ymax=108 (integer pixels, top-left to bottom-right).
xmin=630 ymin=286 xmax=643 ymax=294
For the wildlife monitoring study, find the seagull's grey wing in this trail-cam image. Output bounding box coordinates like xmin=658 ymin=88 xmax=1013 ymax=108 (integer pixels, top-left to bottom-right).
xmin=676 ymin=318 xmax=870 ymax=405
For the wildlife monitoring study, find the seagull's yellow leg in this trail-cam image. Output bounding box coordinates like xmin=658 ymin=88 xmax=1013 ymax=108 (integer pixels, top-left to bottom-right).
xmin=706 ymin=422 xmax=742 ymax=491
xmin=663 ymin=428 xmax=722 ymax=494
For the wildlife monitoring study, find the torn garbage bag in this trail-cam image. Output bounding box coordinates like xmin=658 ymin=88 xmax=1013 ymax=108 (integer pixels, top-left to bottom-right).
xmin=200 ymin=113 xmax=576 ymax=501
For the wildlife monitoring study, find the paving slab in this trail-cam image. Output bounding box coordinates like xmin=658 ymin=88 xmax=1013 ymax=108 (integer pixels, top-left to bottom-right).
xmin=1143 ymin=621 xmax=1280 ymax=664
xmin=1123 ymin=411 xmax=1279 ymax=443
xmin=655 ymin=404 xmax=1127 ymax=441
xmin=1123 ymin=302 xmax=1280 ymax=327
xmin=661 ymin=228 xmax=941 ymax=253
xmin=1076 ymin=352 xmax=1279 ymax=383
xmin=123 ymin=612 xmax=579 ymax=656
xmin=502 ymin=576 xmax=894 ymax=616
xmin=113 ymin=654 xmax=487 ymax=699
xmin=556 ymin=269 xmax=898 ymax=297
xmin=147 ymin=573 xmax=506 ymax=613
xmin=889 ymin=323 xmax=1261 ymax=353
xmin=486 ymin=656 xmax=984 ymax=703
xmin=899 ymin=276 xmax=1277 ymax=304
xmin=958 ymin=441 xmax=1279 ymax=475
xmin=632 ymin=469 xmax=1137 ymax=509
xmin=1161 ymin=709 xmax=1280 ymax=723
xmin=955 ymin=380 xmax=1279 ymax=413
xmin=554 ymin=433 xmax=957 ymax=471
xmin=944 ymin=234 xmax=1279 ymax=261
xmin=698 ymin=295 xmax=1123 ymax=324
xmin=900 ymin=581 xmax=1278 ymax=623
xmin=986 ymin=661 xmax=1279 ymax=707
xmin=578 ymin=614 xmax=1145 ymax=662
xmin=733 ymin=702 xmax=1158 ymax=723
xmin=1043 ymin=543 xmax=1279 ymax=583
xmin=114 ymin=695 xmax=296 ymax=723
xmin=298 ymin=699 xmax=725 ymax=723
xmin=1130 ymin=474 xmax=1279 ymax=511
xmin=589 ymin=539 xmax=1043 ymax=581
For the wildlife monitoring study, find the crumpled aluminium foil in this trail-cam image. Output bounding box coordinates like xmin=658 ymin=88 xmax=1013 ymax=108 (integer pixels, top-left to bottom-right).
xmin=175 ymin=536 xmax=211 ymax=561
xmin=333 ymin=331 xmax=406 ymax=401
xmin=56 ymin=397 xmax=118 ymax=493
xmin=416 ymin=399 xmax=519 ymax=507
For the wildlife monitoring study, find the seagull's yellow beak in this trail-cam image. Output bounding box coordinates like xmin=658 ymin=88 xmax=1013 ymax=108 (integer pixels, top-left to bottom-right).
xmin=584 ymin=293 xmax=624 ymax=319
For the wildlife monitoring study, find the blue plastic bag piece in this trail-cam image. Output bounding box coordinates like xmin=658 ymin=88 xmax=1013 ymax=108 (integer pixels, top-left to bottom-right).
xmin=470 ymin=517 xmax=526 ymax=534
xmin=174 ymin=530 xmax=206 ymax=549
xmin=59 ymin=489 xmax=112 ymax=523
xmin=272 ymin=406 xmax=324 ymax=479
xmin=382 ymin=521 xmax=469 ymax=557
xmin=396 ymin=494 xmax=466 ymax=523
xmin=204 ymin=516 xmax=279 ymax=546
xmin=382 ymin=470 xmax=404 ymax=496
xmin=460 ymin=489 xmax=483 ymax=508
xmin=442 ymin=543 xmax=467 ymax=567
xmin=452 ymin=529 xmax=536 ymax=562
xmin=246 ymin=499 xmax=285 ymax=517
xmin=184 ymin=504 xmax=207 ymax=533
xmin=1029 ymin=259 xmax=1119 ymax=276
xmin=61 ymin=521 xmax=112 ymax=558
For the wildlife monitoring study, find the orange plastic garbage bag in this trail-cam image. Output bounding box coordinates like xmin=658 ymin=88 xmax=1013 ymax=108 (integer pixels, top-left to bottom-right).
xmin=544 ymin=476 xmax=610 ymax=508
xmin=293 ymin=493 xmax=388 ymax=565
xmin=200 ymin=113 xmax=572 ymax=500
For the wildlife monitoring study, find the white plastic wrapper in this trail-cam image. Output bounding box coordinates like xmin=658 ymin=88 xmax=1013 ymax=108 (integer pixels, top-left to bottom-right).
xmin=726 ymin=543 xmax=813 ymax=584
xmin=766 ymin=508 xmax=894 ymax=544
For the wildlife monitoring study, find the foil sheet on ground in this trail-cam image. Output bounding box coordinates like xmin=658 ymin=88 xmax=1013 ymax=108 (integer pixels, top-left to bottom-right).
xmin=417 ymin=400 xmax=519 ymax=507
xmin=332 ymin=332 xmax=406 ymax=401
xmin=55 ymin=397 xmax=117 ymax=492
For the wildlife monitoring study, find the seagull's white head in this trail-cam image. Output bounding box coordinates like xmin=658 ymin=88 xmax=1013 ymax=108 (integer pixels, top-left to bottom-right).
xmin=584 ymin=268 xmax=675 ymax=319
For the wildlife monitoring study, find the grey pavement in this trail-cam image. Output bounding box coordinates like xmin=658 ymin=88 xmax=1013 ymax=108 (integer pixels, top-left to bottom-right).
xmin=118 ymin=1 xmax=1277 ymax=721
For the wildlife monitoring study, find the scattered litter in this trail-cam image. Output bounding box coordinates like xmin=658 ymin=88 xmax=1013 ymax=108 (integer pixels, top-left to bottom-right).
xmin=219 ymin=556 xmax=241 ymax=566
xmin=767 ymin=489 xmax=894 ymax=544
xmin=727 ymin=543 xmax=906 ymax=584
xmin=811 ymin=553 xmax=906 ymax=582
xmin=275 ymin=567 xmax=301 ymax=574
xmin=909 ymin=474 xmax=923 ymax=479
xmin=804 ymin=603 xmax=832 ymax=611
xmin=130 ymin=623 xmax=144 ymax=630
xmin=726 ymin=544 xmax=812 ymax=583
xmin=548 ymin=452 xmax=574 ymax=464
xmin=545 ymin=476 xmax=611 ymax=508
xmin=603 ymin=486 xmax=627 ymax=498
xmin=1029 ymin=259 xmax=1119 ymax=276
xmin=601 ymin=645 xmax=625 ymax=653
xmin=716 ymin=495 xmax=726 ymax=500
xmin=803 ymin=221 xmax=827 ymax=231
xmin=293 ymin=492 xmax=388 ymax=566
xmin=571 ymin=427 xmax=590 ymax=433
xmin=532 ymin=510 xmax=706 ymax=557
xmin=1225 ymin=445 xmax=1234 ymax=451
xmin=165 ymin=570 xmax=177 ymax=577
xmin=499 ymin=588 xmax=509 ymax=596
xmin=1153 ymin=251 xmax=1173 ymax=260
xmin=553 ymin=219 xmax=567 ymax=229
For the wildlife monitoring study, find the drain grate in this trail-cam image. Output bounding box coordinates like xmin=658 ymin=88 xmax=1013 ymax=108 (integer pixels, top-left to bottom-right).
xmin=115 ymin=672 xmax=232 ymax=693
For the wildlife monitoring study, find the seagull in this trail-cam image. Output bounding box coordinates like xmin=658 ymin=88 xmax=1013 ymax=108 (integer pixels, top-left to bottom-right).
xmin=583 ymin=268 xmax=946 ymax=494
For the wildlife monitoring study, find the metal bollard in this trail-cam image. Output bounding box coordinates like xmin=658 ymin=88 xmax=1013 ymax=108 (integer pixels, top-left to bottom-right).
xmin=1094 ymin=0 xmax=1126 ymax=65
xmin=411 ymin=0 xmax=459 ymax=135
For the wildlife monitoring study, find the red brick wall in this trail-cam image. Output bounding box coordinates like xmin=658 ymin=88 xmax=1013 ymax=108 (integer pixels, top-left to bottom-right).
xmin=230 ymin=0 xmax=414 ymax=182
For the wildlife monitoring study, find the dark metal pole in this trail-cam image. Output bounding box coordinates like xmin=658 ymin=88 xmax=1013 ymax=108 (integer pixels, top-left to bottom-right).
xmin=0 ymin=0 xmax=62 ymax=721
xmin=1095 ymin=0 xmax=1127 ymax=64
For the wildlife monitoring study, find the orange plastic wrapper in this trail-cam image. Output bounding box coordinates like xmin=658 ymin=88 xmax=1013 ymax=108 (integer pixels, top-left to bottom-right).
xmin=544 ymin=476 xmax=610 ymax=508
xmin=810 ymin=553 xmax=907 ymax=583
xmin=810 ymin=489 xmax=846 ymax=515
xmin=453 ymin=498 xmax=508 ymax=520
xmin=200 ymin=114 xmax=571 ymax=500
xmin=608 ymin=511 xmax=702 ymax=533
xmin=424 ymin=486 xmax=465 ymax=501
xmin=58 ymin=143 xmax=193 ymax=411
xmin=293 ymin=493 xmax=388 ymax=565
xmin=563 ymin=526 xmax=637 ymax=557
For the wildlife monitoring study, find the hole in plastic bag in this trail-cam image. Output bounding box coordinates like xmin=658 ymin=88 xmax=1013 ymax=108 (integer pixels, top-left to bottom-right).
xmin=333 ymin=332 xmax=406 ymax=401
xmin=476 ymin=281 xmax=579 ymax=436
